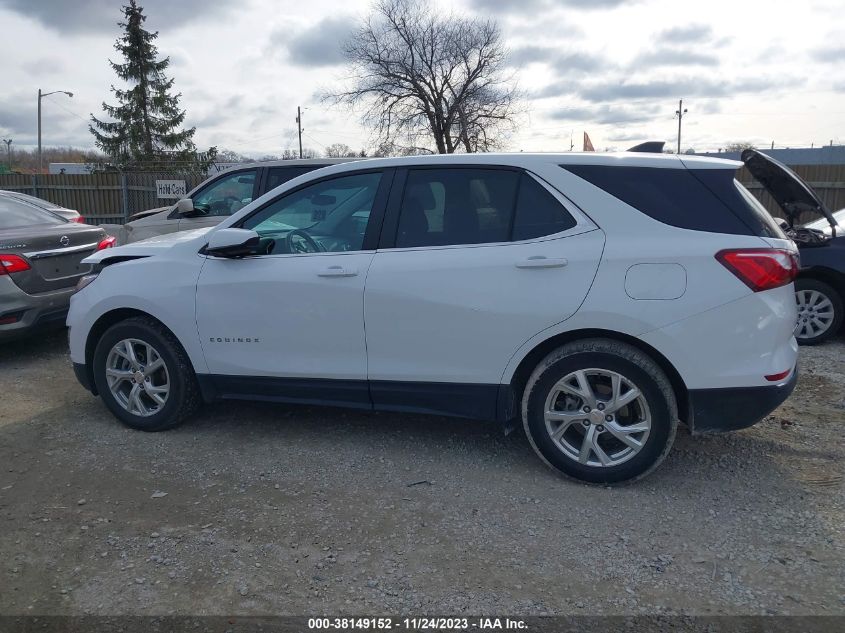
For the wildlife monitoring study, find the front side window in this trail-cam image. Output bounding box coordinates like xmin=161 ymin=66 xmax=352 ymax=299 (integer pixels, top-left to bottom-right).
xmin=395 ymin=168 xmax=576 ymax=248
xmin=241 ymin=172 xmax=382 ymax=254
xmin=192 ymin=169 xmax=257 ymax=217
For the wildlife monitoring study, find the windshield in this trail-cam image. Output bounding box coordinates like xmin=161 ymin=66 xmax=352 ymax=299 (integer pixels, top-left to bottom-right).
xmin=803 ymin=208 xmax=845 ymax=234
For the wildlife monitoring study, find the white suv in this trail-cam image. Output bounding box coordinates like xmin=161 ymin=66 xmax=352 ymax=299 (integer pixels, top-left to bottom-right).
xmin=68 ymin=153 xmax=800 ymax=483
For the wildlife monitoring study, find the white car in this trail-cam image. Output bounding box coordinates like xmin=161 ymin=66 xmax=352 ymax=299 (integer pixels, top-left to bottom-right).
xmin=68 ymin=152 xmax=800 ymax=484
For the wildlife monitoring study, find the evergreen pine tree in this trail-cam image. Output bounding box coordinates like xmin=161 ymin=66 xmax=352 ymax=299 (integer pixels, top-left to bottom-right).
xmin=90 ymin=0 xmax=212 ymax=170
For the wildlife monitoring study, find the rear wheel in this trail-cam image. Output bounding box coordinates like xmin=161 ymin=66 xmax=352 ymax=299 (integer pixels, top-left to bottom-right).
xmin=794 ymin=278 xmax=842 ymax=345
xmin=522 ymin=339 xmax=678 ymax=484
xmin=92 ymin=316 xmax=201 ymax=431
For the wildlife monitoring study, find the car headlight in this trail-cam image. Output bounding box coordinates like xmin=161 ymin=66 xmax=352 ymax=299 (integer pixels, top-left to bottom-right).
xmin=75 ymin=273 xmax=99 ymax=293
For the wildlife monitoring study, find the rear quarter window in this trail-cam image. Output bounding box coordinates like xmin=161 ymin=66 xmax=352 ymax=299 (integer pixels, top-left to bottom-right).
xmin=563 ymin=165 xmax=782 ymax=237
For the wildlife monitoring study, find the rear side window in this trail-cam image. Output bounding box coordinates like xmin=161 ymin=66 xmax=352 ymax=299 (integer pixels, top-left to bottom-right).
xmin=395 ymin=169 xmax=577 ymax=248
xmin=265 ymin=166 xmax=321 ymax=192
xmin=564 ymin=165 xmax=781 ymax=237
xmin=0 ymin=198 xmax=65 ymax=229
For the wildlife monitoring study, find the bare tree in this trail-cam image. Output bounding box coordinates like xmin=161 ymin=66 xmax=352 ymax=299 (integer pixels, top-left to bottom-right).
xmin=724 ymin=142 xmax=756 ymax=152
xmin=326 ymin=0 xmax=519 ymax=154
xmin=324 ymin=143 xmax=359 ymax=158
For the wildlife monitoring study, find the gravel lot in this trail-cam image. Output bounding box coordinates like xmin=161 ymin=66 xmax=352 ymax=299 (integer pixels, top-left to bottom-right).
xmin=0 ymin=329 xmax=843 ymax=616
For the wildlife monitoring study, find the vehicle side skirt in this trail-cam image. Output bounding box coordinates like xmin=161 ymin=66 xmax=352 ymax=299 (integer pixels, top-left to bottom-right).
xmin=196 ymin=375 xmax=501 ymax=421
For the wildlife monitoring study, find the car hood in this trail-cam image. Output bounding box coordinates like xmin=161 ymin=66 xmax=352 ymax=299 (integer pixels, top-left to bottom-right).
xmin=127 ymin=207 xmax=172 ymax=226
xmin=742 ymin=149 xmax=837 ymax=232
xmin=82 ymin=227 xmax=212 ymax=264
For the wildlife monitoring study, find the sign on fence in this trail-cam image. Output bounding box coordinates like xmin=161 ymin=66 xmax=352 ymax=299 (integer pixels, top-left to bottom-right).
xmin=155 ymin=179 xmax=187 ymax=199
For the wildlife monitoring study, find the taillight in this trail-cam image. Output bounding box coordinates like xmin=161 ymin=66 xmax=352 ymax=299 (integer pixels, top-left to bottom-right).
xmin=715 ymin=248 xmax=798 ymax=292
xmin=97 ymin=236 xmax=117 ymax=250
xmin=73 ymin=216 xmax=85 ymax=223
xmin=0 ymin=254 xmax=31 ymax=275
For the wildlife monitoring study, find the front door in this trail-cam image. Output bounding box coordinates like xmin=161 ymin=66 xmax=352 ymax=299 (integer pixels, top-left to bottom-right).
xmin=195 ymin=169 xmax=391 ymax=407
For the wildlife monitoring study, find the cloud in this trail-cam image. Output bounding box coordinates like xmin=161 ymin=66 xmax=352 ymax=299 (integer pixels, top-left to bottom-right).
xmin=0 ymin=0 xmax=231 ymax=33
xmin=631 ymin=47 xmax=719 ymax=68
xmin=811 ymin=44 xmax=845 ymax=63
xmin=0 ymin=95 xmax=88 ymax=146
xmin=547 ymin=103 xmax=662 ymax=125
xmin=20 ymin=56 xmax=68 ymax=76
xmin=470 ymin=0 xmax=634 ymax=12
xmin=656 ymin=24 xmax=714 ymax=44
xmin=509 ymin=46 xmax=608 ymax=73
xmin=271 ymin=16 xmax=352 ymax=67
xmin=577 ymin=75 xmax=796 ymax=102
xmin=605 ymin=130 xmax=664 ymax=143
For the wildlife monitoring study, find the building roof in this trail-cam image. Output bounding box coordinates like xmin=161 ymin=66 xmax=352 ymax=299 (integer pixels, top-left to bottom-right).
xmin=697 ymin=145 xmax=845 ymax=166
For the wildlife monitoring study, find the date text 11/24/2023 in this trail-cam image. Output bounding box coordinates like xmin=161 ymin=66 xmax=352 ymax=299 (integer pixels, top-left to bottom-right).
xmin=307 ymin=618 xmax=527 ymax=630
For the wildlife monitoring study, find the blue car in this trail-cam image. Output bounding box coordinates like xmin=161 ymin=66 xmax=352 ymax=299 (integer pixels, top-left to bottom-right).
xmin=794 ymin=208 xmax=845 ymax=344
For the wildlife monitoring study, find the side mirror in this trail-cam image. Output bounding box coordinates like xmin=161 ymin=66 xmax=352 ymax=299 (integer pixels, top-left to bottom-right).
xmin=177 ymin=198 xmax=196 ymax=216
xmin=204 ymin=228 xmax=260 ymax=258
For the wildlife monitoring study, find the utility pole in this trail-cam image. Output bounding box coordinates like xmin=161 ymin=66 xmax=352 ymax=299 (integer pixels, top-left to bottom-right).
xmin=37 ymin=89 xmax=41 ymax=171
xmin=2 ymin=139 xmax=11 ymax=171
xmin=296 ymin=106 xmax=303 ymax=159
xmin=674 ymin=99 xmax=688 ymax=154
xmin=37 ymin=88 xmax=74 ymax=173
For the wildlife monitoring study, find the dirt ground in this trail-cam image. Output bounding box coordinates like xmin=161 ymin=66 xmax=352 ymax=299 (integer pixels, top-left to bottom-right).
xmin=0 ymin=329 xmax=842 ymax=616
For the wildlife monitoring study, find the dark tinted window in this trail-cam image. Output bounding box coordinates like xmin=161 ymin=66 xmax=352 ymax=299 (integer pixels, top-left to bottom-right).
xmin=396 ymin=169 xmax=519 ymax=247
xmin=513 ymin=174 xmax=577 ymax=240
xmin=0 ymin=197 xmax=65 ymax=229
xmin=564 ymin=165 xmax=779 ymax=236
xmin=265 ymin=166 xmax=321 ymax=192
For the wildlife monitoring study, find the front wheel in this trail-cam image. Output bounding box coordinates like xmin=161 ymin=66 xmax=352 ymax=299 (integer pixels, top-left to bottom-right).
xmin=794 ymin=278 xmax=843 ymax=345
xmin=522 ymin=339 xmax=678 ymax=485
xmin=92 ymin=316 xmax=201 ymax=431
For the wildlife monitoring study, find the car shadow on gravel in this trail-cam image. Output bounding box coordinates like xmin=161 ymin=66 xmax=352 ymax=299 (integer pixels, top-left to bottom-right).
xmin=0 ymin=327 xmax=69 ymax=362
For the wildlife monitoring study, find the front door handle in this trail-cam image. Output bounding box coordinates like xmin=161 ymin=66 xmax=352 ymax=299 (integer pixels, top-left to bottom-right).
xmin=515 ymin=256 xmax=568 ymax=269
xmin=317 ymin=265 xmax=358 ymax=278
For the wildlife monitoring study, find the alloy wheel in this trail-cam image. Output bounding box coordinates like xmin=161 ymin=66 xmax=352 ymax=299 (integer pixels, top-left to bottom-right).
xmin=543 ymin=368 xmax=651 ymax=467
xmin=105 ymin=338 xmax=170 ymax=417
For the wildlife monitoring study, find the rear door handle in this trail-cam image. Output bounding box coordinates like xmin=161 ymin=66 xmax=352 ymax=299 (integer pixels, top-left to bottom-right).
xmin=317 ymin=265 xmax=358 ymax=278
xmin=515 ymin=256 xmax=568 ymax=269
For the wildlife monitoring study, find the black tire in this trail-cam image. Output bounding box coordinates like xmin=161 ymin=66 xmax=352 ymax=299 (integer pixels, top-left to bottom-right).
xmin=92 ymin=316 xmax=201 ymax=431
xmin=794 ymin=278 xmax=843 ymax=345
xmin=521 ymin=339 xmax=678 ymax=485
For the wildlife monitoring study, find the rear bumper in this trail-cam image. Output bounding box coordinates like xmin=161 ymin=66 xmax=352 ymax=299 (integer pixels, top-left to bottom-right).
xmin=0 ymin=277 xmax=74 ymax=342
xmin=688 ymin=367 xmax=798 ymax=434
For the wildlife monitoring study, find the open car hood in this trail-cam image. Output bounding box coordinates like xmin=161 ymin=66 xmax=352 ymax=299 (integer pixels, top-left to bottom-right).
xmin=742 ymin=149 xmax=837 ymax=233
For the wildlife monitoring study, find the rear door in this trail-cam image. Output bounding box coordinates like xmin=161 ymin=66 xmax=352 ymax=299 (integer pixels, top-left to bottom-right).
xmin=363 ymin=167 xmax=604 ymax=418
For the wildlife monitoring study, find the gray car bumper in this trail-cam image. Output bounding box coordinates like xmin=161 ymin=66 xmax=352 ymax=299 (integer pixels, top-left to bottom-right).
xmin=0 ymin=276 xmax=75 ymax=342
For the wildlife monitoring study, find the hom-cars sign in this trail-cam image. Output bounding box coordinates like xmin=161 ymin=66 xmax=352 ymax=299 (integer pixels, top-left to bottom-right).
xmin=155 ymin=179 xmax=187 ymax=199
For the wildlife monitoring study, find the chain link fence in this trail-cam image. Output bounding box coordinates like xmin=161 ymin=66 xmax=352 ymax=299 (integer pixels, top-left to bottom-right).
xmin=0 ymin=171 xmax=207 ymax=225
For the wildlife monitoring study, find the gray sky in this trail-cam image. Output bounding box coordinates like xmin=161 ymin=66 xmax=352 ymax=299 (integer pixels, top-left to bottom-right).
xmin=1 ymin=0 xmax=843 ymax=156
